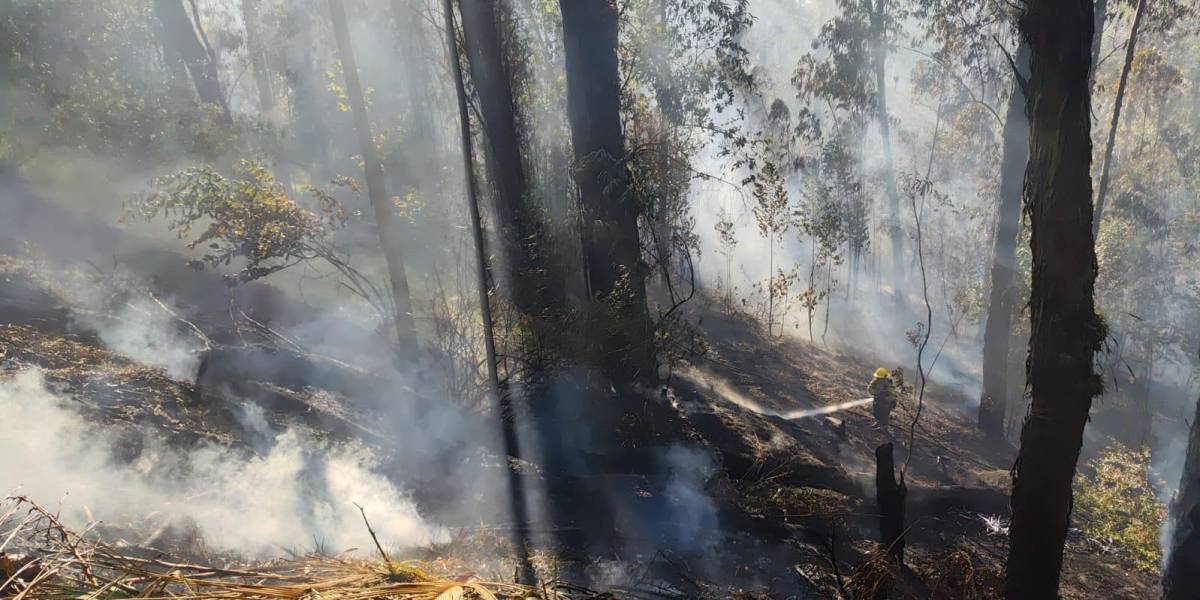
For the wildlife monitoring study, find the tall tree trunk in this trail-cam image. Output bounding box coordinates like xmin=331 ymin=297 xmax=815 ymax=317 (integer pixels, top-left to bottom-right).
xmin=153 ymin=0 xmax=231 ymax=123
xmin=457 ymin=0 xmax=554 ymax=316
xmin=1134 ymin=343 xmax=1153 ymax=446
xmin=441 ymin=0 xmax=534 ymax=583
xmin=1092 ymin=0 xmax=1147 ymax=237
xmin=866 ymin=0 xmax=901 ymax=277
xmin=1003 ymin=328 xmax=1027 ymax=437
xmin=241 ymin=0 xmax=274 ymax=117
xmin=1005 ymin=0 xmax=1105 ymax=596
xmin=328 ymin=0 xmax=419 ymax=359
xmin=558 ymin=0 xmax=655 ymax=383
xmin=1164 ymin=396 xmax=1200 ymax=599
xmin=978 ymin=41 xmax=1031 ymax=437
xmin=283 ymin=0 xmax=331 ymax=177
xmin=389 ymin=0 xmax=439 ymax=153
xmin=154 ymin=6 xmax=192 ymax=97
xmin=1090 ymin=0 xmax=1108 ymax=87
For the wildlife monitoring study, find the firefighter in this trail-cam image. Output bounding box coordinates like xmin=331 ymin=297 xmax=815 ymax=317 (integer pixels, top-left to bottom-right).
xmin=868 ymin=367 xmax=897 ymax=432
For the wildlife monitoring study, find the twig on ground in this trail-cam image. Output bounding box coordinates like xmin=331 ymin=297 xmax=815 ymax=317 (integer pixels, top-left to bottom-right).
xmin=355 ymin=502 xmax=395 ymax=575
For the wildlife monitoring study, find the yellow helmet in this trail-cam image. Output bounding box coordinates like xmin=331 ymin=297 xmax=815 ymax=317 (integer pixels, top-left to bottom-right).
xmin=873 ymin=367 xmax=890 ymax=378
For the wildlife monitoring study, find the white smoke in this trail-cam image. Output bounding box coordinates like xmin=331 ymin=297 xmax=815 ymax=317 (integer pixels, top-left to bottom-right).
xmin=84 ymin=296 xmax=203 ymax=381
xmin=660 ymin=444 xmax=720 ymax=550
xmin=0 ymin=368 xmax=446 ymax=555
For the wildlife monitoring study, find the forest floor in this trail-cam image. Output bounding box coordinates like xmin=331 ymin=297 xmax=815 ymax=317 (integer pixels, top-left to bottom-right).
xmin=0 ymin=238 xmax=1161 ymax=597
xmin=672 ymin=298 xmax=1161 ymax=599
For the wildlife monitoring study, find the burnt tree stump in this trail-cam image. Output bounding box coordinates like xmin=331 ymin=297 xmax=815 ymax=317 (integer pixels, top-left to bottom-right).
xmin=875 ymin=442 xmax=907 ymax=561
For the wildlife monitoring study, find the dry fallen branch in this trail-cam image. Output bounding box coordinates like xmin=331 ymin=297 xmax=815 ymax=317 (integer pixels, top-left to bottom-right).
xmin=0 ymin=496 xmax=613 ymax=599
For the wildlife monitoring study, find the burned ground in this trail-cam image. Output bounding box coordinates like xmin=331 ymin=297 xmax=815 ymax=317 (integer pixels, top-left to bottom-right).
xmin=0 ymin=241 xmax=1159 ymax=598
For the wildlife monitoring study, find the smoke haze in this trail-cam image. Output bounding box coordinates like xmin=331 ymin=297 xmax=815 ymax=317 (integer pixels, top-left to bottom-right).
xmin=1 ymin=369 xmax=446 ymax=555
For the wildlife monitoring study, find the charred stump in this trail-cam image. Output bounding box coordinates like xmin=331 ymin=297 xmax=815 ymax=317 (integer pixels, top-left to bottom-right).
xmin=1164 ymin=396 xmax=1200 ymax=599
xmin=875 ymin=442 xmax=906 ymax=561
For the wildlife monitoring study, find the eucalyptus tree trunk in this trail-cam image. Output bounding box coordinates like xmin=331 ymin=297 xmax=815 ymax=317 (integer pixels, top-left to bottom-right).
xmin=241 ymin=0 xmax=274 ymax=117
xmin=1005 ymin=0 xmax=1105 ymax=596
xmin=388 ymin=0 xmax=439 ymax=152
xmin=283 ymin=0 xmax=331 ymax=177
xmin=1165 ymin=396 xmax=1200 ymax=599
xmin=153 ymin=0 xmax=231 ymax=123
xmin=1090 ymin=0 xmax=1108 ymax=87
xmin=458 ymin=0 xmax=557 ymax=316
xmin=865 ymin=0 xmax=901 ymax=277
xmin=328 ymin=0 xmax=419 ymax=359
xmin=1093 ymin=0 xmax=1147 ymax=237
xmin=441 ymin=0 xmax=534 ymax=584
xmin=559 ymin=0 xmax=655 ymax=383
xmin=978 ymin=41 xmax=1030 ymax=437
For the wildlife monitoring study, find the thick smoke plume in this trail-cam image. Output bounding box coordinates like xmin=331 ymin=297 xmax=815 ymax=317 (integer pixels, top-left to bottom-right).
xmin=0 ymin=369 xmax=446 ymax=555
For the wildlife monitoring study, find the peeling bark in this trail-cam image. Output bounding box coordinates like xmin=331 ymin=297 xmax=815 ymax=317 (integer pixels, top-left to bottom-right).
xmin=1005 ymin=0 xmax=1105 ymax=596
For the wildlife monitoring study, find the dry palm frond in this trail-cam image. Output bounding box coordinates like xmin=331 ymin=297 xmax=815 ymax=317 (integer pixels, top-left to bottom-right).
xmin=0 ymin=496 xmax=558 ymax=600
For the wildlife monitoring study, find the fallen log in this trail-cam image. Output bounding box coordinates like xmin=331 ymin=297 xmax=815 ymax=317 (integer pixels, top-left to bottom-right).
xmin=906 ymin=484 xmax=1009 ymax=517
xmin=195 ymin=343 xmax=407 ymax=407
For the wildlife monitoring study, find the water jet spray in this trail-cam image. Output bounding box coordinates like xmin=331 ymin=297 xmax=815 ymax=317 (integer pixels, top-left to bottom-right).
xmin=781 ymin=398 xmax=872 ymax=420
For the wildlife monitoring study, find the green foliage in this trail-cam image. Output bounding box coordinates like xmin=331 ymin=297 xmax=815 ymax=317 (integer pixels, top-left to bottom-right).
xmin=795 ymin=173 xmax=846 ymax=341
xmin=749 ymin=160 xmax=794 ymax=335
xmin=0 ymin=1 xmax=238 ymax=164
xmin=751 ymin=161 xmax=791 ymax=239
xmin=713 ymin=207 xmax=738 ymax=304
xmin=1074 ymin=444 xmax=1166 ymax=572
xmin=620 ymin=0 xmax=754 ymax=134
xmin=128 ymin=161 xmax=347 ymax=286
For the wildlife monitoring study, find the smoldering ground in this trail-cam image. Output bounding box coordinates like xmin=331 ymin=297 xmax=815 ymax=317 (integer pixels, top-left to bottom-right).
xmin=0 ymin=368 xmax=447 ymax=555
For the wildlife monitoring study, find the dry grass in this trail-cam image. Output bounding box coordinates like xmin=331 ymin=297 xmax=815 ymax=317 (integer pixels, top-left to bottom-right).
xmin=921 ymin=549 xmax=1002 ymax=599
xmin=840 ymin=546 xmax=1003 ymax=600
xmin=844 ymin=548 xmax=914 ymax=599
xmin=0 ymin=496 xmax=591 ymax=600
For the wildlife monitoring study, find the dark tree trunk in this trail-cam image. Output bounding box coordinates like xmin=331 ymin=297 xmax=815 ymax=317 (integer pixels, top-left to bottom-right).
xmin=153 ymin=0 xmax=231 ymax=123
xmin=1165 ymin=396 xmax=1200 ymax=599
xmin=978 ymin=41 xmax=1030 ymax=437
xmin=1134 ymin=345 xmax=1153 ymax=446
xmin=154 ymin=8 xmax=192 ymax=96
xmin=457 ymin=0 xmax=555 ymax=316
xmin=875 ymin=442 xmax=906 ymax=561
xmin=441 ymin=0 xmax=534 ymax=584
xmin=558 ymin=0 xmax=655 ymax=383
xmin=1005 ymin=0 xmax=1105 ymax=597
xmin=328 ymin=0 xmax=418 ymax=359
xmin=241 ymin=0 xmax=274 ymax=117
xmin=865 ymin=0 xmax=901 ymax=277
xmin=1093 ymin=0 xmax=1147 ymax=237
